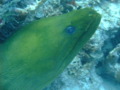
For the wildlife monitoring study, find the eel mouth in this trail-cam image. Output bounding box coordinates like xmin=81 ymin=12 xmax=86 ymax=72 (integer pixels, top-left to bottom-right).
xmin=70 ymin=13 xmax=101 ymax=56
xmin=57 ymin=13 xmax=101 ymax=71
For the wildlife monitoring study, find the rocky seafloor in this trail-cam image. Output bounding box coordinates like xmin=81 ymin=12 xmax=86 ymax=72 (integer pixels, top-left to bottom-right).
xmin=0 ymin=0 xmax=120 ymax=90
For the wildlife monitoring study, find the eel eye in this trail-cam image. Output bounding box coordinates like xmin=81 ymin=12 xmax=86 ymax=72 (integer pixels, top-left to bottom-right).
xmin=65 ymin=26 xmax=76 ymax=34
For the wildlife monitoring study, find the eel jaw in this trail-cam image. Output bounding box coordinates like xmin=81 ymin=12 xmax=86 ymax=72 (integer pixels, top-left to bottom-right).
xmin=59 ymin=13 xmax=101 ymax=70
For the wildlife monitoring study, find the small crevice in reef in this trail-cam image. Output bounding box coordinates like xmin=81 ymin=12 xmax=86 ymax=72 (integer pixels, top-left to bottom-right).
xmin=95 ymin=27 xmax=120 ymax=85
xmin=102 ymin=28 xmax=120 ymax=57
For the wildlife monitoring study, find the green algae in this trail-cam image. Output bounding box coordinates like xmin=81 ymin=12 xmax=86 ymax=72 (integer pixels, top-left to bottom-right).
xmin=0 ymin=8 xmax=101 ymax=90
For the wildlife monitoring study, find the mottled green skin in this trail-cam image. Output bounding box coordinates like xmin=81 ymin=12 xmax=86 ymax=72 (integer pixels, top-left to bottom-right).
xmin=0 ymin=8 xmax=101 ymax=90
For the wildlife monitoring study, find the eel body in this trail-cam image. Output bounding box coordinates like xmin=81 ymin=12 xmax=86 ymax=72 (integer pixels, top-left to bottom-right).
xmin=0 ymin=8 xmax=101 ymax=90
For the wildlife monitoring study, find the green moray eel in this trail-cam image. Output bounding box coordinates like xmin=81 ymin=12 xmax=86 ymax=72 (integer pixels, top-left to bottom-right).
xmin=0 ymin=8 xmax=101 ymax=90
